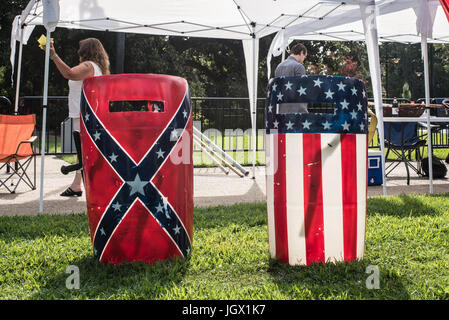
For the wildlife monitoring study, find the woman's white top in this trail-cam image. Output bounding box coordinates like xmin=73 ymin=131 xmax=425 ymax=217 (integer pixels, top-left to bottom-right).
xmin=68 ymin=61 xmax=102 ymax=119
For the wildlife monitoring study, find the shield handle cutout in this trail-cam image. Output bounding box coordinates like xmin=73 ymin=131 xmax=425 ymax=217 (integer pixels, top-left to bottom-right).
xmin=109 ymin=100 xmax=165 ymax=113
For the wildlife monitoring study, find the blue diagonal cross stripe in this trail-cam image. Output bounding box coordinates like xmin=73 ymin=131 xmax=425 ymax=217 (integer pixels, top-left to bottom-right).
xmin=80 ymin=90 xmax=192 ymax=260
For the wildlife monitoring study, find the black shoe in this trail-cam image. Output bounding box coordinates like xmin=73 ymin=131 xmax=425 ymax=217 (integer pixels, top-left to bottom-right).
xmin=60 ymin=187 xmax=82 ymax=197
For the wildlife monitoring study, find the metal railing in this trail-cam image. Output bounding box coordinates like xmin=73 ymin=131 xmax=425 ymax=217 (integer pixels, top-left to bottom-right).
xmin=2 ymin=95 xmax=449 ymax=160
xmin=3 ymin=96 xmax=268 ymax=157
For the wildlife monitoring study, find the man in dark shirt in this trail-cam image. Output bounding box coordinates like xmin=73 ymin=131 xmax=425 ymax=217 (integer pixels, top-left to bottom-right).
xmin=275 ymin=43 xmax=308 ymax=113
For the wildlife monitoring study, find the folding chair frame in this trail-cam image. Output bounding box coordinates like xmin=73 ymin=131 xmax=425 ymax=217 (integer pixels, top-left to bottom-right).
xmin=0 ymin=136 xmax=37 ymax=194
xmin=384 ymin=123 xmax=426 ymax=185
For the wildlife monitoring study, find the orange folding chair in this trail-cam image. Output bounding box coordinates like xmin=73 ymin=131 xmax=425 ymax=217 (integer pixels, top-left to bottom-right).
xmin=0 ymin=114 xmax=37 ymax=193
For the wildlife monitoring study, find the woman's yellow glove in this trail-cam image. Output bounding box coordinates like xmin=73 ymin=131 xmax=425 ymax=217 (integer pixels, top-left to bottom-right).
xmin=368 ymin=109 xmax=377 ymax=144
xmin=37 ymin=34 xmax=54 ymax=50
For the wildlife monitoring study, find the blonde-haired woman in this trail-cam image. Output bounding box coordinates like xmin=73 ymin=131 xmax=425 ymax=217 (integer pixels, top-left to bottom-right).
xmin=49 ymin=38 xmax=110 ymax=197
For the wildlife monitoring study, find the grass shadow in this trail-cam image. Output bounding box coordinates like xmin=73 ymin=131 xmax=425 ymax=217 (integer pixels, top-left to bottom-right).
xmin=194 ymin=202 xmax=267 ymax=231
xmin=267 ymin=258 xmax=409 ymax=300
xmin=28 ymin=251 xmax=192 ymax=299
xmin=0 ymin=213 xmax=88 ymax=243
xmin=30 ymin=255 xmax=190 ymax=300
xmin=0 ymin=213 xmax=193 ymax=299
xmin=367 ymin=193 xmax=449 ymax=218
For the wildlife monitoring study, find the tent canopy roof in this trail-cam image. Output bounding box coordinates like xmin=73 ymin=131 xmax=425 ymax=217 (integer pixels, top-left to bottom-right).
xmin=19 ymin=0 xmax=379 ymax=40
xmin=287 ymin=3 xmax=448 ymax=43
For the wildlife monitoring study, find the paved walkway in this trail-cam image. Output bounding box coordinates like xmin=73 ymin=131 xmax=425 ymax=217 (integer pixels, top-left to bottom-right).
xmin=1 ymin=155 xmax=449 ymax=216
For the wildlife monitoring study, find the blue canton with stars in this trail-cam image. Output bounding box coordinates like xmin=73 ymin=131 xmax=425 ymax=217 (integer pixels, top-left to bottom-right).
xmin=80 ymin=89 xmax=192 ymax=260
xmin=266 ymin=75 xmax=368 ymax=135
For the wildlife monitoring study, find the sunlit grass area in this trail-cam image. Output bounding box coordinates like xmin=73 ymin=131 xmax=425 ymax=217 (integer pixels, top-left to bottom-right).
xmin=0 ymin=195 xmax=448 ymax=300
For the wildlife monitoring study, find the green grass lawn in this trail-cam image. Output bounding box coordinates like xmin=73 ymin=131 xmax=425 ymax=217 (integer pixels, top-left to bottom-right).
xmin=0 ymin=195 xmax=448 ymax=300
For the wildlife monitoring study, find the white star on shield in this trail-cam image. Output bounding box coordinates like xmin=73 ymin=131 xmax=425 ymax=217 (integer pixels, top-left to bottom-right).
xmin=277 ymin=92 xmax=284 ymax=101
xmin=324 ymin=89 xmax=334 ymax=99
xmin=341 ymin=99 xmax=350 ymax=110
xmin=337 ymin=82 xmax=346 ymax=91
xmin=93 ymin=131 xmax=101 ymax=141
xmin=155 ymin=203 xmax=164 ymax=213
xmin=170 ymin=129 xmax=179 ymax=140
xmin=109 ymin=152 xmax=118 ymax=163
xmin=313 ymin=78 xmax=323 ymax=88
xmin=156 ymin=148 xmax=165 ymax=159
xmin=126 ymin=174 xmax=149 ymax=196
xmin=302 ymin=120 xmax=312 ymax=129
xmin=297 ymin=86 xmax=307 ymax=96
xmin=112 ymin=202 xmax=122 ymax=212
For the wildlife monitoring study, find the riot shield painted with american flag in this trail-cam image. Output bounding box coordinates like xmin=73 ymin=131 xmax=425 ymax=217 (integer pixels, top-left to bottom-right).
xmin=265 ymin=75 xmax=368 ymax=266
xmin=80 ymin=74 xmax=193 ymax=264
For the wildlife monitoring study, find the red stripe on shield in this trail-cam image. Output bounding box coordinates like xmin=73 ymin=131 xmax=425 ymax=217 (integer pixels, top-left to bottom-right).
xmin=341 ymin=134 xmax=358 ymax=261
xmin=274 ymin=134 xmax=289 ymax=263
xmin=302 ymin=133 xmax=325 ymax=265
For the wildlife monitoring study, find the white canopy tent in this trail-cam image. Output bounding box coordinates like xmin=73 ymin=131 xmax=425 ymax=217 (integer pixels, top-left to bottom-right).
xmin=267 ymin=0 xmax=449 ymax=195
xmin=269 ymin=2 xmax=448 ymax=43
xmin=10 ymin=0 xmax=441 ymax=211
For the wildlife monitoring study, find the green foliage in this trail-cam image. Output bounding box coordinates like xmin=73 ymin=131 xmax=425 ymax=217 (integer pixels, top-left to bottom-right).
xmin=402 ymin=82 xmax=412 ymax=100
xmin=0 ymin=65 xmax=7 ymax=95
xmin=379 ymin=42 xmax=449 ymax=100
xmin=0 ymin=195 xmax=448 ymax=299
xmin=0 ymin=3 xmax=448 ymax=106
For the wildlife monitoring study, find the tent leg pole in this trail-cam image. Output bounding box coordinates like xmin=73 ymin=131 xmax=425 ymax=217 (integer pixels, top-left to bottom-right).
xmin=39 ymin=30 xmax=51 ymax=213
xmin=39 ymin=107 xmax=47 ymax=213
xmin=252 ymin=116 xmax=256 ymax=179
xmin=251 ymin=30 xmax=257 ymax=180
xmin=422 ymin=35 xmax=433 ymax=194
xmin=14 ymin=29 xmax=24 ymax=114
xmin=360 ymin=2 xmax=387 ymax=195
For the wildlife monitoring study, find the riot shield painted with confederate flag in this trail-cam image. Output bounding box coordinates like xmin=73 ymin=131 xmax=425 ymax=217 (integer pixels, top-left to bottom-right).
xmin=80 ymin=74 xmax=193 ymax=264
xmin=265 ymin=75 xmax=368 ymax=266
